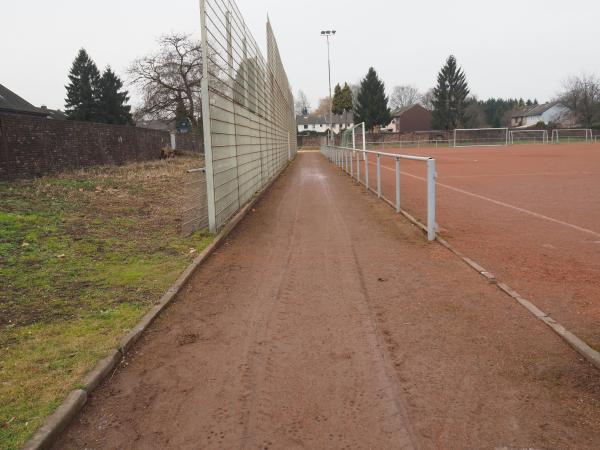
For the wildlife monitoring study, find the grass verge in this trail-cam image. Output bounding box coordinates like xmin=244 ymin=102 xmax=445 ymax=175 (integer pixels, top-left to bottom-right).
xmin=0 ymin=156 xmax=211 ymax=449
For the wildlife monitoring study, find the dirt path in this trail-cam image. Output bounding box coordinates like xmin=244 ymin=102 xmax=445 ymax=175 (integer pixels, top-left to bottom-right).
xmin=55 ymin=153 xmax=600 ymax=449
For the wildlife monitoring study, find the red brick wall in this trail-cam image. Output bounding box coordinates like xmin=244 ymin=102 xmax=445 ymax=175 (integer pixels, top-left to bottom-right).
xmin=0 ymin=113 xmax=185 ymax=180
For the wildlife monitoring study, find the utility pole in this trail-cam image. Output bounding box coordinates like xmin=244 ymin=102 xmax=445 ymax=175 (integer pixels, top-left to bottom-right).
xmin=321 ymin=30 xmax=336 ymax=146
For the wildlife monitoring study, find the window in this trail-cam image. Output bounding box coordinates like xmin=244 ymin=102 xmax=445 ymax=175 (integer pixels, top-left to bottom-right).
xmin=304 ymin=125 xmax=308 ymax=129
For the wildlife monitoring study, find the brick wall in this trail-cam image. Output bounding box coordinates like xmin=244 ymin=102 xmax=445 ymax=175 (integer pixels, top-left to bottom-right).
xmin=0 ymin=113 xmax=205 ymax=180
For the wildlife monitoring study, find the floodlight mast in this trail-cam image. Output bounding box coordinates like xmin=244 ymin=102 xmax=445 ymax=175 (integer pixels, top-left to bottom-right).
xmin=321 ymin=30 xmax=336 ymax=146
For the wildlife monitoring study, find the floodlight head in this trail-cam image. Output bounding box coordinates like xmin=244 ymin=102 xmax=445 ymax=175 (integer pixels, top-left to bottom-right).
xmin=321 ymin=31 xmax=326 ymax=35
xmin=332 ymin=30 xmax=336 ymax=35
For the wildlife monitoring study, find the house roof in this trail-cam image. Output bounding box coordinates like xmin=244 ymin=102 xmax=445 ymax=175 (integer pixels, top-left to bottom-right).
xmin=0 ymin=83 xmax=48 ymax=117
xmin=40 ymin=106 xmax=67 ymax=120
xmin=511 ymin=101 xmax=566 ymax=118
xmin=297 ymin=110 xmax=354 ymax=125
xmin=391 ymin=104 xmax=429 ymax=118
xmin=136 ymin=119 xmax=177 ymax=131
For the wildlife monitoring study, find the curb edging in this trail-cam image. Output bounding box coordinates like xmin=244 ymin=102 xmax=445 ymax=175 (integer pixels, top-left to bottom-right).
xmin=21 ymin=161 xmax=292 ymax=450
xmin=21 ymin=390 xmax=87 ymax=450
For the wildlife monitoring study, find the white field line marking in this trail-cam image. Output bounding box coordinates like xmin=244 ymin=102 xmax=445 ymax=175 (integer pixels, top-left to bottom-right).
xmin=378 ymin=165 xmax=600 ymax=239
xmin=441 ymin=171 xmax=596 ymax=179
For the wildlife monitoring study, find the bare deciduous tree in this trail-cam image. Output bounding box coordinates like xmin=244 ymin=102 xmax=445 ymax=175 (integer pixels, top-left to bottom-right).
xmin=295 ymin=90 xmax=311 ymax=115
xmin=559 ymin=73 xmax=600 ymax=127
xmin=129 ymin=33 xmax=204 ymax=128
xmin=390 ymin=85 xmax=421 ymax=110
xmin=313 ymin=97 xmax=332 ymax=116
xmin=420 ymin=88 xmax=435 ymax=110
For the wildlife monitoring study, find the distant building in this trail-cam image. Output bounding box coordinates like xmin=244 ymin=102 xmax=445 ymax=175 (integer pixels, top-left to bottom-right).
xmin=136 ymin=119 xmax=177 ymax=132
xmin=40 ymin=106 xmax=67 ymax=120
xmin=296 ymin=111 xmax=354 ymax=134
xmin=511 ymin=101 xmax=573 ymax=128
xmin=387 ymin=104 xmax=432 ymax=133
xmin=0 ymin=83 xmax=49 ymax=118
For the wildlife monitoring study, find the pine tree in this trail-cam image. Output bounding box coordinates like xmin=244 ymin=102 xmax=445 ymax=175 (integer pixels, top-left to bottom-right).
xmin=332 ymin=83 xmax=343 ymax=115
xmin=431 ymin=55 xmax=470 ymax=130
xmin=332 ymin=82 xmax=354 ymax=114
xmin=340 ymin=83 xmax=353 ymax=112
xmin=65 ymin=49 xmax=101 ymax=121
xmin=354 ymin=68 xmax=391 ymax=131
xmin=97 ymin=67 xmax=133 ymax=125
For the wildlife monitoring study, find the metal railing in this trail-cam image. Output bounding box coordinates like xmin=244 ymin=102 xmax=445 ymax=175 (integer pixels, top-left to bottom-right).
xmin=200 ymin=0 xmax=297 ymax=233
xmin=321 ymin=145 xmax=437 ymax=241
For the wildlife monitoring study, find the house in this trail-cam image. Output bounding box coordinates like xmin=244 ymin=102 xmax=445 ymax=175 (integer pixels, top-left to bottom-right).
xmin=297 ymin=111 xmax=354 ymax=134
xmin=511 ymin=101 xmax=573 ymax=128
xmin=39 ymin=106 xmax=67 ymax=120
xmin=387 ymin=104 xmax=432 ymax=133
xmin=0 ymin=83 xmax=49 ymax=118
xmin=0 ymin=84 xmax=66 ymax=119
xmin=136 ymin=119 xmax=177 ymax=132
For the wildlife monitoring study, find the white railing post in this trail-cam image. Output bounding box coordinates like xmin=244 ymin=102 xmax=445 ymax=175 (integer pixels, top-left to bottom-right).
xmin=376 ymin=154 xmax=381 ymax=198
xmin=350 ymin=150 xmax=353 ymax=178
xmin=427 ymin=158 xmax=436 ymax=241
xmin=395 ymin=157 xmax=401 ymax=213
xmin=356 ymin=151 xmax=361 ymax=183
xmin=365 ymin=153 xmax=369 ymax=191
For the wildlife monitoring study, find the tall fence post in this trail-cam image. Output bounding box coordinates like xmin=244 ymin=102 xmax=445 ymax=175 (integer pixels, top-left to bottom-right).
xmin=199 ymin=0 xmax=216 ymax=233
xmin=395 ymin=157 xmax=400 ymax=213
xmin=427 ymin=158 xmax=436 ymax=241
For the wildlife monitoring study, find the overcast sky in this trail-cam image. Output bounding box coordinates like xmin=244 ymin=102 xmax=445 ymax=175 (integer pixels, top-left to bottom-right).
xmin=2 ymin=0 xmax=599 ymax=112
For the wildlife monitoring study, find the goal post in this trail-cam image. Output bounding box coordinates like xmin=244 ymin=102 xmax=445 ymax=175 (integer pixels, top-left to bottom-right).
xmin=509 ymin=129 xmax=549 ymax=145
xmin=453 ymin=128 xmax=509 ymax=148
xmin=552 ymin=129 xmax=593 ymax=143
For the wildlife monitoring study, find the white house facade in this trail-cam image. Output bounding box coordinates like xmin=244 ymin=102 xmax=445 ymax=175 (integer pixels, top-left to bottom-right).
xmin=511 ymin=102 xmax=573 ymax=128
xmin=296 ymin=111 xmax=354 ymax=134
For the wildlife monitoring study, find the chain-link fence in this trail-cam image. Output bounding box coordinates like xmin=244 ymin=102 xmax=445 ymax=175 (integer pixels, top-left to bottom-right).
xmin=200 ymin=0 xmax=297 ymax=232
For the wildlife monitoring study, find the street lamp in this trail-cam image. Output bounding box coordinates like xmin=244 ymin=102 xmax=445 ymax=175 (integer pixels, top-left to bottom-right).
xmin=321 ymin=30 xmax=336 ymax=145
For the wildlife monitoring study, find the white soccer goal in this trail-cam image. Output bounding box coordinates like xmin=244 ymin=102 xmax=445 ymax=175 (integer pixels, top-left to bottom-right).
xmin=551 ymin=129 xmax=593 ymax=144
xmin=509 ymin=129 xmax=549 ymax=145
xmin=453 ymin=128 xmax=509 ymax=148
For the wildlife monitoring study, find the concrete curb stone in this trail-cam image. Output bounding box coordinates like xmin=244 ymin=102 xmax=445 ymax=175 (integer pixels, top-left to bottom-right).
xmin=21 ymin=390 xmax=87 ymax=450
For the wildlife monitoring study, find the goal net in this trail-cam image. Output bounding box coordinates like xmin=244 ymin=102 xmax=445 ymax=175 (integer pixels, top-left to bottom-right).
xmin=509 ymin=129 xmax=549 ymax=145
xmin=341 ymin=128 xmax=353 ymax=148
xmin=453 ymin=128 xmax=508 ymax=148
xmin=552 ymin=129 xmax=593 ymax=143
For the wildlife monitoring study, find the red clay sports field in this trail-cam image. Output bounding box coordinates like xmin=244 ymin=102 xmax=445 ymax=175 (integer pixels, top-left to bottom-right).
xmin=353 ymin=142 xmax=600 ymax=351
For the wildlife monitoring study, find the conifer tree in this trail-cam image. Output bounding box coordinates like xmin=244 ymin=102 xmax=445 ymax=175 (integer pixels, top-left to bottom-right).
xmin=340 ymin=83 xmax=353 ymax=112
xmin=65 ymin=49 xmax=101 ymax=121
xmin=332 ymin=82 xmax=354 ymax=114
xmin=97 ymin=67 xmax=133 ymax=125
xmin=332 ymin=83 xmax=344 ymax=115
xmin=354 ymin=68 xmax=391 ymax=131
xmin=431 ymin=55 xmax=470 ymax=130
